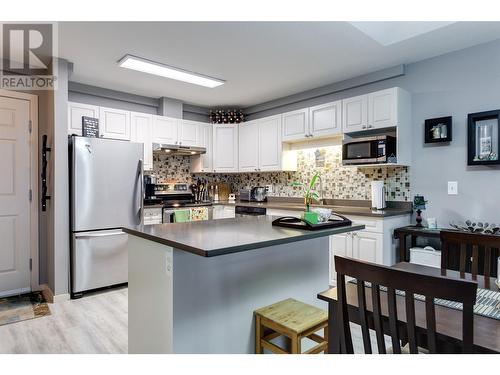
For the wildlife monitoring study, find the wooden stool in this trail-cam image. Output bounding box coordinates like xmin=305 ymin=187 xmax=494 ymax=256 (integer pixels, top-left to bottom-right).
xmin=254 ymin=298 xmax=328 ymax=354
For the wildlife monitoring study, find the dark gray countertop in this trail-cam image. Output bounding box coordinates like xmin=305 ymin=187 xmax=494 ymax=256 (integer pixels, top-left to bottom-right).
xmin=124 ymin=215 xmax=364 ymax=257
xmin=214 ymin=199 xmax=412 ymax=218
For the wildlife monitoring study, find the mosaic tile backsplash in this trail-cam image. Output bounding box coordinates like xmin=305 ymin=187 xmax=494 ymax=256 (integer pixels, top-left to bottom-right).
xmin=151 ymin=145 xmax=410 ymax=201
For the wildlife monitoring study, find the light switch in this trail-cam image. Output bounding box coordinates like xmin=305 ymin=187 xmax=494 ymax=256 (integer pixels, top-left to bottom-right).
xmin=448 ymin=181 xmax=458 ymax=195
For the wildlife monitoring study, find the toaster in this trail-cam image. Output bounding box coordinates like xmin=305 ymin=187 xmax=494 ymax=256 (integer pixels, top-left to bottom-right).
xmin=239 ymin=189 xmax=252 ymax=201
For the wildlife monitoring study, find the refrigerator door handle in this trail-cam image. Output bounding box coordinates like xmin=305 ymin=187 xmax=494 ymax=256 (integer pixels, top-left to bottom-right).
xmin=74 ymin=231 xmax=127 ymax=239
xmin=137 ymin=159 xmax=144 ymax=225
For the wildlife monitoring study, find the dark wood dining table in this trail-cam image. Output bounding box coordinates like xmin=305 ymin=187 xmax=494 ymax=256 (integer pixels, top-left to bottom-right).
xmin=318 ymin=262 xmax=500 ymax=354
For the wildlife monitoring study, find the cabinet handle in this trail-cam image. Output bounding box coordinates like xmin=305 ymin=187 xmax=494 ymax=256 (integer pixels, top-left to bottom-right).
xmin=368 ymin=125 xmax=373 ymax=129
xmin=362 ymin=125 xmax=367 ymax=129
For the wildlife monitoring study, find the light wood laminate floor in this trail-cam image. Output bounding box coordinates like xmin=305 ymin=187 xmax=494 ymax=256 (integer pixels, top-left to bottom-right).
xmin=0 ymin=287 xmax=128 ymax=354
xmin=0 ymin=286 xmax=386 ymax=354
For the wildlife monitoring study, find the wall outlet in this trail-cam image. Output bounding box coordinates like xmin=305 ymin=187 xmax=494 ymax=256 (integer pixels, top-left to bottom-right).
xmin=265 ymin=184 xmax=273 ymax=194
xmin=448 ymin=181 xmax=458 ymax=195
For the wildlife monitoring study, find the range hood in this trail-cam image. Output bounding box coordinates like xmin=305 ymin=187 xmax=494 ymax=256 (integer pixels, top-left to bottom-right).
xmin=152 ymin=143 xmax=206 ymax=156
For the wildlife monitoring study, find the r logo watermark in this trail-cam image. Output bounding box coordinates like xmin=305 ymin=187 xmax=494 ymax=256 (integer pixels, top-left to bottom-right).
xmin=1 ymin=22 xmax=58 ymax=90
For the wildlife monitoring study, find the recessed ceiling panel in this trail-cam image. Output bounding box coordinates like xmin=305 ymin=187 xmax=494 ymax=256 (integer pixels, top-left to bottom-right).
xmin=349 ymin=21 xmax=456 ymax=46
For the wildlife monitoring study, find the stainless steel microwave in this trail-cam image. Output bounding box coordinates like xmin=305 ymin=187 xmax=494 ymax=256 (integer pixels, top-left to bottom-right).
xmin=342 ymin=135 xmax=396 ymax=165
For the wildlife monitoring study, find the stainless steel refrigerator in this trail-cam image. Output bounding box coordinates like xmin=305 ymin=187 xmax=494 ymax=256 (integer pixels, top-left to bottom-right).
xmin=70 ymin=135 xmax=143 ymax=298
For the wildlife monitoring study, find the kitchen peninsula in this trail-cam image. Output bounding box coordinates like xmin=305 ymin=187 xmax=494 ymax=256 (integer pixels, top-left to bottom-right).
xmin=124 ymin=215 xmax=364 ymax=354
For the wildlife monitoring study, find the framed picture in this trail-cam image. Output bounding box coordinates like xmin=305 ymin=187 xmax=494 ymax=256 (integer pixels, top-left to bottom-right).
xmin=467 ymin=110 xmax=500 ymax=166
xmin=424 ymin=116 xmax=452 ymax=143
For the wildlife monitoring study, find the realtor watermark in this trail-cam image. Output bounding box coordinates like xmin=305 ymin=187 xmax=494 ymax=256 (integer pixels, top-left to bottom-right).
xmin=0 ymin=22 xmax=58 ymax=90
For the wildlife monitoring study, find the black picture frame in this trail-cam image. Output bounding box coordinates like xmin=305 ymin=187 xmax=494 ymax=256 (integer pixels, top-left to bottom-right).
xmin=467 ymin=109 xmax=500 ymax=166
xmin=424 ymin=116 xmax=452 ymax=143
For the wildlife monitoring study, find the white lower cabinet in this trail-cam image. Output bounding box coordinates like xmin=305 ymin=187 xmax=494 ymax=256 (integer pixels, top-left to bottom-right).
xmin=329 ymin=231 xmax=383 ymax=285
xmin=131 ymin=112 xmax=153 ymax=171
xmin=212 ymin=205 xmax=236 ymax=219
xmin=352 ymin=231 xmax=383 ymax=263
xmin=328 ymin=214 xmax=409 ymax=285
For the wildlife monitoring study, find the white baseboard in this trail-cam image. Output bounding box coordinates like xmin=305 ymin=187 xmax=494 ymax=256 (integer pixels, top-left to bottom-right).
xmin=0 ymin=287 xmax=31 ymax=298
xmin=41 ymin=286 xmax=70 ymax=304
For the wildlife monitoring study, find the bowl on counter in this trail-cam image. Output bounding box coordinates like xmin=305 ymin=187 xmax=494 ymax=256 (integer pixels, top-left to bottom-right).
xmin=311 ymin=207 xmax=333 ymax=223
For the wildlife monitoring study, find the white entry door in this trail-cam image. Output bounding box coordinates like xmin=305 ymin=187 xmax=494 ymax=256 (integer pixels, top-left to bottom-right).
xmin=0 ymin=96 xmax=31 ymax=296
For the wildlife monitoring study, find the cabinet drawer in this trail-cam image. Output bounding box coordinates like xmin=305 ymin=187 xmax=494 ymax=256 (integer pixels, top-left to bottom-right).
xmin=347 ymin=215 xmax=383 ymax=233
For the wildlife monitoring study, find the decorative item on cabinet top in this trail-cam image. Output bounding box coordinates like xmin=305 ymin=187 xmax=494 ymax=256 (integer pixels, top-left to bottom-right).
xmin=209 ymin=109 xmax=244 ymax=124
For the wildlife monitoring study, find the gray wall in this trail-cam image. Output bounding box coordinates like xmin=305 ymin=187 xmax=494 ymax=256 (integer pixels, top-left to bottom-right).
xmin=68 ymin=82 xmax=209 ymax=121
xmin=245 ymin=39 xmax=500 ymax=225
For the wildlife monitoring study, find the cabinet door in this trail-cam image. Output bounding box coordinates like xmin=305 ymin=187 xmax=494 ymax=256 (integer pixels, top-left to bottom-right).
xmin=282 ymin=109 xmax=309 ymax=141
xmin=68 ymin=102 xmax=99 ymax=136
xmin=259 ymin=116 xmax=282 ymax=171
xmin=342 ymin=95 xmax=368 ymax=133
xmin=200 ymin=123 xmax=213 ymax=172
xmin=152 ymin=116 xmax=178 ymax=144
xmin=99 ymin=107 xmax=131 ymax=140
xmin=368 ymin=88 xmax=397 ymax=130
xmin=309 ymin=101 xmax=341 ymax=137
xmin=213 ymin=124 xmax=238 ymax=172
xmin=329 ymin=233 xmax=352 ymax=284
xmin=238 ymin=121 xmax=259 ymax=172
xmin=131 ymin=112 xmax=153 ymax=171
xmin=178 ymin=120 xmax=201 ymax=146
xmin=352 ymin=231 xmax=383 ymax=264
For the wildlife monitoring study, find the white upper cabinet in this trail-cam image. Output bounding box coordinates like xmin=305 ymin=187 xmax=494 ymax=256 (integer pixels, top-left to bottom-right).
xmin=191 ymin=123 xmax=214 ymax=173
xmin=152 ymin=116 xmax=178 ymax=144
xmin=309 ymin=101 xmax=342 ymax=137
xmin=342 ymin=94 xmax=368 ymax=133
xmin=130 ymin=112 xmax=153 ymax=171
xmin=368 ymin=88 xmax=397 ymax=130
xmin=258 ymin=115 xmax=282 ymax=171
xmin=99 ymin=107 xmax=131 ymax=140
xmin=178 ymin=119 xmax=201 ymax=146
xmin=213 ymin=124 xmax=238 ymax=172
xmin=238 ymin=121 xmax=259 ymax=172
xmin=343 ymin=88 xmax=409 ymax=134
xmin=282 ymin=109 xmax=309 ymax=141
xmin=201 ymin=124 xmax=213 ymax=172
xmin=68 ymin=102 xmax=99 ymax=136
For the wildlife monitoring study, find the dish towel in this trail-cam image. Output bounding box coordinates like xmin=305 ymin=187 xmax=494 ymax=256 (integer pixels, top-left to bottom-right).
xmin=173 ymin=209 xmax=191 ymax=223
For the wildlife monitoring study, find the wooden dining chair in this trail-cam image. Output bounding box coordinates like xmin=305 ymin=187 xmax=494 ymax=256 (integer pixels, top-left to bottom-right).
xmin=440 ymin=230 xmax=500 ymax=284
xmin=334 ymin=256 xmax=478 ymax=354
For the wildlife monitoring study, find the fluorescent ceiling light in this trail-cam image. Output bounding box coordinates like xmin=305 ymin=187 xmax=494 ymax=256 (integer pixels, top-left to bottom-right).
xmin=349 ymin=22 xmax=456 ymax=46
xmin=118 ymin=55 xmax=225 ymax=88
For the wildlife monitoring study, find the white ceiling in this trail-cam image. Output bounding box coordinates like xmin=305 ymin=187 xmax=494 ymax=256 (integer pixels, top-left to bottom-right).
xmin=59 ymin=21 xmax=500 ymax=108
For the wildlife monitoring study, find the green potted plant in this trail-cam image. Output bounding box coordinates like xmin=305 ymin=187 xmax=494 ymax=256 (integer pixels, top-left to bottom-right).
xmin=292 ymin=173 xmax=320 ymax=224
